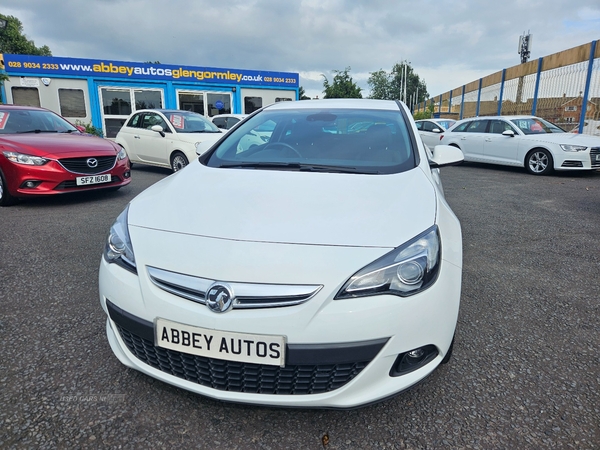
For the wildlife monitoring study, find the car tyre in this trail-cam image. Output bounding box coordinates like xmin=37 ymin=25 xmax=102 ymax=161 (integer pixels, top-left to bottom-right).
xmin=525 ymin=148 xmax=553 ymax=175
xmin=170 ymin=151 xmax=188 ymax=172
xmin=0 ymin=170 xmax=19 ymax=207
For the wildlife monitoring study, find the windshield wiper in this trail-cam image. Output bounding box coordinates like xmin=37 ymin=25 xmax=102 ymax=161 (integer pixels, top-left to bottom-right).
xmin=219 ymin=162 xmax=375 ymax=174
xmin=17 ymin=130 xmax=58 ymax=134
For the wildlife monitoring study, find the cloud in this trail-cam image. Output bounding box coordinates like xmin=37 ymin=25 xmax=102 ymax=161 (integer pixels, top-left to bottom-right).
xmin=3 ymin=0 xmax=599 ymax=100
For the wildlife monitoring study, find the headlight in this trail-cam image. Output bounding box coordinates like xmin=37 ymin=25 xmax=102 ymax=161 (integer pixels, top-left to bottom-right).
xmin=3 ymin=151 xmax=49 ymax=166
xmin=103 ymin=205 xmax=137 ymax=273
xmin=335 ymin=226 xmax=440 ymax=299
xmin=117 ymin=147 xmax=128 ymax=160
xmin=560 ymin=144 xmax=587 ymax=152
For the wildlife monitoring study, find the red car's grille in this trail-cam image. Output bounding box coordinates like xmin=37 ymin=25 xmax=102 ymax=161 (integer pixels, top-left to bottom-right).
xmin=58 ymin=156 xmax=116 ymax=174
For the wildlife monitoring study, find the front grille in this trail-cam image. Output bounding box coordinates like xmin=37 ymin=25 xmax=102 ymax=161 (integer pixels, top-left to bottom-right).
xmin=117 ymin=325 xmax=369 ymax=394
xmin=106 ymin=300 xmax=386 ymax=396
xmin=55 ymin=176 xmax=121 ymax=190
xmin=591 ymin=148 xmax=600 ymax=169
xmin=58 ymin=156 xmax=116 ymax=174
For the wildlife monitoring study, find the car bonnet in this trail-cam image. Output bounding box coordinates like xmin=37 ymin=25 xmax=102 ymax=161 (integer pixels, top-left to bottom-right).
xmin=0 ymin=133 xmax=118 ymax=157
xmin=127 ymin=162 xmax=437 ymax=248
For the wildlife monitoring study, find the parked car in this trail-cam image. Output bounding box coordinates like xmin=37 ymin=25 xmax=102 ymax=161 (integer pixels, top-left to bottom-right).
xmin=211 ymin=114 xmax=248 ymax=130
xmin=439 ymin=115 xmax=600 ymax=175
xmin=415 ymin=119 xmax=456 ymax=149
xmin=99 ymin=99 xmax=464 ymax=409
xmin=115 ymin=109 xmax=224 ymax=172
xmin=0 ymin=105 xmax=131 ymax=207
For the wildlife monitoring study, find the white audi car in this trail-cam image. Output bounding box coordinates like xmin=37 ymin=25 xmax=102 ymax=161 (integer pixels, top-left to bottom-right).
xmin=439 ymin=115 xmax=600 ymax=175
xmin=115 ymin=109 xmax=224 ymax=172
xmin=99 ymin=99 xmax=464 ymax=408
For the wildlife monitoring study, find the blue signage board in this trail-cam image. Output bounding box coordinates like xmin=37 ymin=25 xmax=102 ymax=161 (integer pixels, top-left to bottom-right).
xmin=1 ymin=54 xmax=299 ymax=88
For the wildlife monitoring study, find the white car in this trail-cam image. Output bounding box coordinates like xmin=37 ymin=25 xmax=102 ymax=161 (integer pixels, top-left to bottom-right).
xmin=439 ymin=115 xmax=600 ymax=175
xmin=115 ymin=109 xmax=224 ymax=172
xmin=211 ymin=114 xmax=248 ymax=130
xmin=415 ymin=119 xmax=456 ymax=149
xmin=99 ymin=99 xmax=464 ymax=409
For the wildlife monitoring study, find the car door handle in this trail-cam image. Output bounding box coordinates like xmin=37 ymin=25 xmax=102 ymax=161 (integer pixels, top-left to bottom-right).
xmin=460 ymin=137 xmax=467 ymax=140
xmin=485 ymin=138 xmax=492 ymax=142
xmin=134 ymin=135 xmax=141 ymax=139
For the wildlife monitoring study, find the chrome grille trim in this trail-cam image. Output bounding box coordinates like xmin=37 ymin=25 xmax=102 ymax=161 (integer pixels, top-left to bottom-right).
xmin=147 ymin=266 xmax=322 ymax=308
xmin=590 ymin=147 xmax=600 ymax=169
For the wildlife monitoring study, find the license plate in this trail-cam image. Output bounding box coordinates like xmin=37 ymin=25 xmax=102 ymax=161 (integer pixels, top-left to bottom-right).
xmin=155 ymin=318 xmax=286 ymax=367
xmin=596 ymin=154 xmax=600 ymax=161
xmin=76 ymin=174 xmax=111 ymax=186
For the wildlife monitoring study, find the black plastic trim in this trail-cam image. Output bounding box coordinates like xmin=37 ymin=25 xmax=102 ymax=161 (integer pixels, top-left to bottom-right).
xmin=105 ymin=299 xmax=389 ymax=366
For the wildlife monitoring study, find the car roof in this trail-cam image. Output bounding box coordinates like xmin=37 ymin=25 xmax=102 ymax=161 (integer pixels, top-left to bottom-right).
xmin=457 ymin=115 xmax=537 ymax=121
xmin=264 ymin=99 xmax=402 ymax=111
xmin=134 ymin=109 xmax=205 ymax=115
xmin=0 ymin=104 xmax=48 ymax=112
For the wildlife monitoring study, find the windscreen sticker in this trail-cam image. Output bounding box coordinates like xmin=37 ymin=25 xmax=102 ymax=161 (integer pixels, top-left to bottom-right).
xmin=170 ymin=114 xmax=184 ymax=129
xmin=0 ymin=112 xmax=9 ymax=129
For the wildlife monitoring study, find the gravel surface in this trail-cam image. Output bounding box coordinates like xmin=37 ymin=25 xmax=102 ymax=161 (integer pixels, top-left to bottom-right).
xmin=1 ymin=162 xmax=599 ymax=449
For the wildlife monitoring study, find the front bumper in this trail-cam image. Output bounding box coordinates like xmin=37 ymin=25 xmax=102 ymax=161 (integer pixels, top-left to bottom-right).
xmin=99 ymin=240 xmax=461 ymax=408
xmin=1 ymin=158 xmax=131 ymax=197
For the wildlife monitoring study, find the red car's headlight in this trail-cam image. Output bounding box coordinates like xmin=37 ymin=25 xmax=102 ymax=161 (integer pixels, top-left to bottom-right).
xmin=3 ymin=151 xmax=49 ymax=166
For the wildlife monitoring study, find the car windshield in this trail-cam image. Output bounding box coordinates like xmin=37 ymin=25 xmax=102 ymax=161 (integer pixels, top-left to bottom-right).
xmin=510 ymin=117 xmax=565 ymax=135
xmin=166 ymin=111 xmax=221 ymax=134
xmin=203 ymin=108 xmax=416 ymax=175
xmin=0 ymin=109 xmax=79 ymax=134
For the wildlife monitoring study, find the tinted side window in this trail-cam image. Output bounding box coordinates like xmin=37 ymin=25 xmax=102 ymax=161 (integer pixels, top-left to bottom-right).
xmin=127 ymin=113 xmax=143 ymax=128
xmin=489 ymin=120 xmax=515 ymax=134
xmin=226 ymin=117 xmax=240 ymax=129
xmin=212 ymin=117 xmax=227 ymax=129
xmin=465 ymin=120 xmax=488 ymax=133
xmin=141 ymin=113 xmax=168 ymax=130
xmin=422 ymin=121 xmax=438 ymax=132
xmin=452 ymin=122 xmax=470 ymax=132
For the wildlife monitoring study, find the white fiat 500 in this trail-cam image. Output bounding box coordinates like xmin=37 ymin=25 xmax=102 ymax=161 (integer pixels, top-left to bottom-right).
xmin=99 ymin=99 xmax=464 ymax=409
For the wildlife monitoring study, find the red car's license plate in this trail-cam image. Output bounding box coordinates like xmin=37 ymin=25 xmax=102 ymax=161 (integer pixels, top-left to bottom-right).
xmin=76 ymin=174 xmax=111 ymax=186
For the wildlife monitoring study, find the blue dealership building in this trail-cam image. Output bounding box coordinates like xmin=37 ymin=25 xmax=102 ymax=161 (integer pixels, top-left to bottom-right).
xmin=0 ymin=53 xmax=299 ymax=137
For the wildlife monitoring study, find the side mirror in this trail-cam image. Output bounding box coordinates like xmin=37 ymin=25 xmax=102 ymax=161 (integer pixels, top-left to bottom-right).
xmin=76 ymin=125 xmax=86 ymax=133
xmin=151 ymin=124 xmax=165 ymax=137
xmin=432 ymin=128 xmax=442 ymax=133
xmin=429 ymin=145 xmax=464 ymax=168
xmin=502 ymin=130 xmax=515 ymax=137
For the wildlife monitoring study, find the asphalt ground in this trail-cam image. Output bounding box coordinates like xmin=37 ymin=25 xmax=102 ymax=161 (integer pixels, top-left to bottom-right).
xmin=1 ymin=162 xmax=599 ymax=449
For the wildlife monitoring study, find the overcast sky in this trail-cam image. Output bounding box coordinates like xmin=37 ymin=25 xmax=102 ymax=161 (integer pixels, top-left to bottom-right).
xmin=2 ymin=0 xmax=599 ymax=100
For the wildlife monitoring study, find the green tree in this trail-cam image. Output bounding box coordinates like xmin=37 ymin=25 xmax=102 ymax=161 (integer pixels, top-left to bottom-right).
xmin=298 ymin=86 xmax=311 ymax=100
xmin=322 ymin=67 xmax=362 ymax=99
xmin=0 ymin=14 xmax=52 ymax=56
xmin=368 ymin=61 xmax=428 ymax=106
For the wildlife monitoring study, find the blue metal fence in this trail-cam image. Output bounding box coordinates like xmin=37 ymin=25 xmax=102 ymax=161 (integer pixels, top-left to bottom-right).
xmin=417 ymin=40 xmax=600 ymax=136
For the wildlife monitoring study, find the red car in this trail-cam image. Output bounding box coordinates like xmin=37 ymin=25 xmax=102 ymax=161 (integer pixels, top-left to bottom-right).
xmin=0 ymin=105 xmax=131 ymax=206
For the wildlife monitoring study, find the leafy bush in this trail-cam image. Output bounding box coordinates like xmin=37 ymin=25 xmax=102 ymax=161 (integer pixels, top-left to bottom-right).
xmin=75 ymin=120 xmax=104 ymax=138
